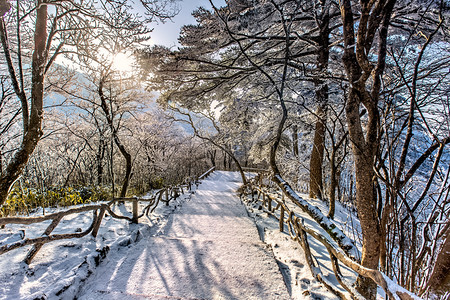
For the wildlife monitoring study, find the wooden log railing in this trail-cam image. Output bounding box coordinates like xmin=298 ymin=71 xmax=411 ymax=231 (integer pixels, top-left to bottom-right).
xmin=241 ymin=167 xmax=270 ymax=173
xmin=0 ymin=168 xmax=215 ymax=264
xmin=240 ymin=174 xmax=421 ymax=300
xmin=198 ymin=166 xmax=216 ymax=180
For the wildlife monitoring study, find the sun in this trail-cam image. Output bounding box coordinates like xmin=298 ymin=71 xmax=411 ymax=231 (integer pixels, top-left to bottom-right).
xmin=112 ymin=52 xmax=135 ymax=73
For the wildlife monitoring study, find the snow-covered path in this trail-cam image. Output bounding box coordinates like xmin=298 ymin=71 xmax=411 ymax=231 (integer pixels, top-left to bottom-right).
xmin=78 ymin=171 xmax=290 ymax=299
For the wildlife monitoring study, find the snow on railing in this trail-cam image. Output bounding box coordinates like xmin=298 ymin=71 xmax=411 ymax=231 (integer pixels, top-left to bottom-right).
xmin=0 ymin=167 xmax=214 ymax=264
xmin=240 ymin=174 xmax=421 ymax=300
xmin=198 ymin=166 xmax=215 ymax=180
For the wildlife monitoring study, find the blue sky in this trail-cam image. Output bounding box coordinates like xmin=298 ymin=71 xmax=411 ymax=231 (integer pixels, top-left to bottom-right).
xmin=150 ymin=0 xmax=226 ymax=47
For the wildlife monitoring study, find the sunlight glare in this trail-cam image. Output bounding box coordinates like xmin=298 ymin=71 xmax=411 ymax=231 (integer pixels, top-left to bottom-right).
xmin=112 ymin=52 xmax=134 ymax=73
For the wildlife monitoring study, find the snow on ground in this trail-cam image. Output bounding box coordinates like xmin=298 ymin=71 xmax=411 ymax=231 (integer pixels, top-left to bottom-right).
xmin=242 ymin=175 xmax=428 ymax=300
xmin=76 ymin=171 xmax=290 ymax=299
xmin=240 ymin=178 xmax=411 ymax=300
xmin=0 ymin=190 xmax=191 ymax=300
xmin=239 ymin=172 xmax=371 ymax=298
xmin=0 ymin=170 xmax=374 ymax=300
xmin=243 ymin=197 xmax=342 ymax=300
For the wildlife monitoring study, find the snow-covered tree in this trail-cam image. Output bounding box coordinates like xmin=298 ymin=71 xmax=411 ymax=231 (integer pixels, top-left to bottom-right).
xmin=0 ymin=0 xmax=178 ymax=205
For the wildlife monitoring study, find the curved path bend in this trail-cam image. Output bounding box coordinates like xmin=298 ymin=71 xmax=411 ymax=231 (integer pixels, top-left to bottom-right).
xmin=78 ymin=171 xmax=290 ymax=300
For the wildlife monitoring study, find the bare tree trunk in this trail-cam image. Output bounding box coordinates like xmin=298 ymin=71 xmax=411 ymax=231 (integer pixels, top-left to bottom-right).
xmin=425 ymin=222 xmax=450 ymax=294
xmin=309 ymin=103 xmax=327 ymax=199
xmin=98 ymin=77 xmax=132 ymax=198
xmin=328 ymin=132 xmax=348 ymax=219
xmin=292 ymin=125 xmax=299 ymax=157
xmin=223 ymin=150 xmax=227 ymax=170
xmin=328 ymin=149 xmax=336 ymax=219
xmin=351 ymin=140 xmax=381 ymax=299
xmin=97 ymin=136 xmax=106 ymax=186
xmin=336 ymin=168 xmax=341 ymax=201
xmin=0 ymin=1 xmax=47 ymax=205
xmin=228 ymin=148 xmax=232 ymax=170
xmin=309 ymin=2 xmax=329 ymax=200
xmin=110 ymin=136 xmax=115 ymax=197
xmin=208 ymin=149 xmax=216 ymax=167
xmin=115 ymin=139 xmax=132 ymax=198
xmin=340 ymin=0 xmax=396 ymax=297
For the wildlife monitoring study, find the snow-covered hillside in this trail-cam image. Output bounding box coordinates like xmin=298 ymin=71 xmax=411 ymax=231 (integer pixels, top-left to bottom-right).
xmin=0 ymin=192 xmax=190 ymax=299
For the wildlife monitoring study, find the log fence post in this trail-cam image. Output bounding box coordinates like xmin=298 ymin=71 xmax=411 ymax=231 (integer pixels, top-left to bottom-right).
xmin=132 ymin=198 xmax=139 ymax=223
xmin=92 ymin=207 xmax=106 ymax=237
xmin=280 ymin=206 xmax=285 ymax=232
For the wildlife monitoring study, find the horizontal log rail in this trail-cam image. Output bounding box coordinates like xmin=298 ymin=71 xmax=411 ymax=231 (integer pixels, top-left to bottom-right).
xmin=241 ymin=167 xmax=270 ymax=173
xmin=198 ymin=166 xmax=215 ymax=180
xmin=0 ymin=168 xmax=215 ymax=264
xmin=240 ymin=175 xmax=420 ymax=300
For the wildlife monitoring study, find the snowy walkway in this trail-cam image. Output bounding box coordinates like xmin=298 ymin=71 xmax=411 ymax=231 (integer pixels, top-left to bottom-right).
xmin=78 ymin=171 xmax=290 ymax=299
